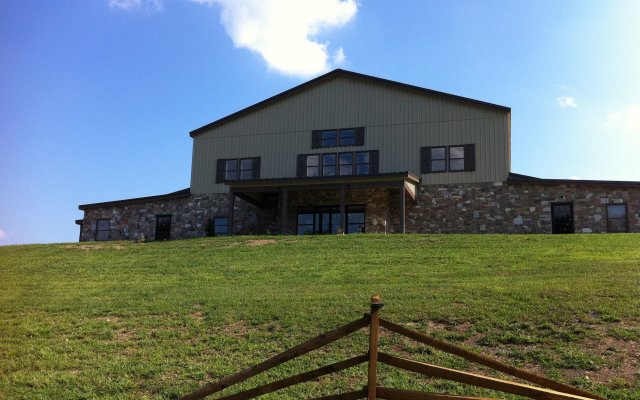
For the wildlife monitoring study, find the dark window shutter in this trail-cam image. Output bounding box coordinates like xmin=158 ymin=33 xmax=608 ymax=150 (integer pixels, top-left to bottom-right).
xmin=464 ymin=144 xmax=476 ymax=171
xmin=420 ymin=147 xmax=431 ymax=173
xmin=311 ymin=131 xmax=322 ymax=149
xmin=369 ymin=150 xmax=379 ymax=175
xmin=252 ymin=157 xmax=261 ymax=179
xmin=297 ymin=154 xmax=307 ymax=177
xmin=216 ymin=159 xmax=226 ymax=183
xmin=355 ymin=127 xmax=365 ymax=146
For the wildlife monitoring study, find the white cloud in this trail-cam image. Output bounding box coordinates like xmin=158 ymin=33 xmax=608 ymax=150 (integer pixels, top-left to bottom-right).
xmin=570 ymin=176 xmax=581 ymax=180
xmin=193 ymin=0 xmax=358 ymax=77
xmin=333 ymin=47 xmax=346 ymax=65
xmin=0 ymin=230 xmax=8 ymax=239
xmin=109 ymin=0 xmax=163 ymax=12
xmin=556 ymin=96 xmax=578 ymax=109
xmin=605 ymin=104 xmax=640 ymax=132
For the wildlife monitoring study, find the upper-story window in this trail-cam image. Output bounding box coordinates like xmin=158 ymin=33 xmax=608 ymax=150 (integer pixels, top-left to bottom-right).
xmin=216 ymin=157 xmax=261 ymax=183
xmin=298 ymin=150 xmax=378 ymax=178
xmin=421 ymin=144 xmax=475 ymax=173
xmin=312 ymin=127 xmax=365 ymax=148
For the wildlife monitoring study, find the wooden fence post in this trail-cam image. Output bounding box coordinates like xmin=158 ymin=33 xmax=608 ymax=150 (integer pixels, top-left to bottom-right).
xmin=368 ymin=294 xmax=383 ymax=400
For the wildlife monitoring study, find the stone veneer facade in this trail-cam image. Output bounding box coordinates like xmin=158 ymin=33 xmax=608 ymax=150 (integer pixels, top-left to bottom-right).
xmin=79 ymin=181 xmax=640 ymax=241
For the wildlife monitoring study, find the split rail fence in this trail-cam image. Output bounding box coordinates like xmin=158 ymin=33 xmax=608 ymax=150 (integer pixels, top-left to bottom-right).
xmin=181 ymin=296 xmax=605 ymax=400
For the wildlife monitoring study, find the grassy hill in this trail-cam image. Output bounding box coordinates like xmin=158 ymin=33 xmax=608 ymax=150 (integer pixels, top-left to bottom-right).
xmin=1 ymin=234 xmax=639 ymax=399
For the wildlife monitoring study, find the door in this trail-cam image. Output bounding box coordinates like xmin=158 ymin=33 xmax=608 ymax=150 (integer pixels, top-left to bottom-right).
xmin=155 ymin=215 xmax=172 ymax=240
xmin=551 ymin=203 xmax=574 ymax=234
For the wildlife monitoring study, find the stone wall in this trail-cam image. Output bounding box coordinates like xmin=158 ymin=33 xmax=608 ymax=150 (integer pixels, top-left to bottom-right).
xmin=80 ymin=181 xmax=640 ymax=241
xmin=79 ymin=193 xmax=276 ymax=242
xmin=407 ymin=181 xmax=640 ymax=234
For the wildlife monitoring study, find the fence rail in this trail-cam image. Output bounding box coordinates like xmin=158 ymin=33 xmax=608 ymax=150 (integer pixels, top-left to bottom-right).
xmin=180 ymin=296 xmax=604 ymax=400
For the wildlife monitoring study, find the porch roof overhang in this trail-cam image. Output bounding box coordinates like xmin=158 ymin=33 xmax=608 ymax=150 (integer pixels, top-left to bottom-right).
xmin=225 ymin=172 xmax=421 ymax=210
xmin=226 ymin=171 xmax=421 ymax=193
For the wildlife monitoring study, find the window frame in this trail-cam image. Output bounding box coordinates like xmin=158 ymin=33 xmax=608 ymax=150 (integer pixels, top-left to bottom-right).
xmin=216 ymin=157 xmax=260 ymax=183
xmin=299 ymin=150 xmax=378 ymax=178
xmin=95 ymin=219 xmax=110 ymax=241
xmin=312 ymin=127 xmax=365 ymax=148
xmin=421 ymin=144 xmax=475 ymax=173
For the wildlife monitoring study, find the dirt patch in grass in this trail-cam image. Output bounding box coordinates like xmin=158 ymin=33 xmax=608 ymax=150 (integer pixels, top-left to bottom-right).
xmin=246 ymin=239 xmax=277 ymax=247
xmin=61 ymin=244 xmax=127 ymax=251
xmin=221 ymin=320 xmax=251 ymax=338
xmin=114 ymin=328 xmax=135 ymax=342
xmin=191 ymin=311 xmax=205 ymax=322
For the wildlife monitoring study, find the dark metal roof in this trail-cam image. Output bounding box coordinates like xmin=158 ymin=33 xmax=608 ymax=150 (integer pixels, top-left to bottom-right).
xmin=189 ymin=69 xmax=511 ymax=137
xmin=507 ymin=172 xmax=640 ymax=187
xmin=79 ymin=188 xmax=191 ymax=210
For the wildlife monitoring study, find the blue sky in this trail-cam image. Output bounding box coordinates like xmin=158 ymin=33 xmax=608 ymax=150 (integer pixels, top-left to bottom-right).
xmin=1 ymin=0 xmax=638 ymax=245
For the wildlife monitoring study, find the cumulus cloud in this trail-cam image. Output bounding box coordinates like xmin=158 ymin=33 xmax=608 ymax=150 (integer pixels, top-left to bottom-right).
xmin=193 ymin=0 xmax=358 ymax=77
xmin=109 ymin=0 xmax=163 ymax=12
xmin=556 ymin=96 xmax=578 ymax=109
xmin=605 ymin=104 xmax=640 ymax=132
xmin=0 ymin=229 xmax=8 ymax=239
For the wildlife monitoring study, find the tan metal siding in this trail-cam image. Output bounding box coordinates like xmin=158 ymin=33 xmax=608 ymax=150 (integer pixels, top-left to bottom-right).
xmin=191 ymin=76 xmax=510 ymax=194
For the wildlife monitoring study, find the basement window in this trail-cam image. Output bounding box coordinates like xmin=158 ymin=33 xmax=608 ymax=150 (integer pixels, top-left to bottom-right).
xmin=607 ymin=204 xmax=628 ymax=233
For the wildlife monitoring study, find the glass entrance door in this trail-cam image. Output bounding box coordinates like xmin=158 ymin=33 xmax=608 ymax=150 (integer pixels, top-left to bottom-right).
xmin=296 ymin=205 xmax=365 ymax=235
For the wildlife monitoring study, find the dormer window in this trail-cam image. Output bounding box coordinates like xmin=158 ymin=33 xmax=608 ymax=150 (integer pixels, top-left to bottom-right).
xmin=312 ymin=127 xmax=364 ymax=148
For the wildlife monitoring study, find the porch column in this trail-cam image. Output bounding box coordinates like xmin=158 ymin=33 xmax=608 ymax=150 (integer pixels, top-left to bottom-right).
xmin=229 ymin=191 xmax=235 ymax=236
xmin=339 ymin=185 xmax=346 ymax=234
xmin=399 ymin=184 xmax=406 ymax=234
xmin=281 ymin=189 xmax=288 ymax=234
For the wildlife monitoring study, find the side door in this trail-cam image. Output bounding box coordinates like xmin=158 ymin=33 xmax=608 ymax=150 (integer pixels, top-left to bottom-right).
xmin=551 ymin=203 xmax=574 ymax=234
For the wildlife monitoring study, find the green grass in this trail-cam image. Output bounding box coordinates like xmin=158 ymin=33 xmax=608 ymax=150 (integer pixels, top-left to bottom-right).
xmin=1 ymin=234 xmax=639 ymax=399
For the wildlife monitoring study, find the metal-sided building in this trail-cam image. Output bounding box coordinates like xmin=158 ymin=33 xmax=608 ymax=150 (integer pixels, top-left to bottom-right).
xmin=78 ymin=70 xmax=639 ymax=241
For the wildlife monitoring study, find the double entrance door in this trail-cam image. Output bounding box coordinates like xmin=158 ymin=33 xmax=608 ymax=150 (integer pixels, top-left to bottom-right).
xmin=297 ymin=205 xmax=365 ymax=235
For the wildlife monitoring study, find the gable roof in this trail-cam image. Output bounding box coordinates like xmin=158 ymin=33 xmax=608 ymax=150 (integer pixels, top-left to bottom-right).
xmin=189 ymin=69 xmax=511 ymax=138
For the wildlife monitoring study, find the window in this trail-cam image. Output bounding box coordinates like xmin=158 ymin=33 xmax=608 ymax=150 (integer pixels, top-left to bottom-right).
xmin=296 ymin=205 xmax=365 ymax=234
xmin=430 ymin=147 xmax=446 ymax=172
xmin=449 ymin=146 xmax=465 ymax=171
xmin=339 ymin=152 xmax=353 ymax=175
xmin=225 ymin=159 xmax=237 ymax=180
xmin=355 ymin=151 xmax=370 ymax=175
xmin=216 ymin=157 xmax=260 ymax=183
xmin=346 ymin=205 xmax=365 ymax=233
xmin=321 ymin=130 xmax=337 ymax=147
xmin=312 ymin=127 xmax=364 ymax=148
xmin=95 ymin=219 xmax=110 ymax=241
xmin=214 ymin=217 xmax=229 ymax=236
xmin=306 ymin=155 xmax=320 ymax=177
xmin=322 ymin=153 xmax=336 ymax=176
xmin=607 ymin=204 xmax=628 ymax=233
xmin=421 ymin=144 xmax=475 ymax=173
xmin=298 ymin=151 xmax=378 ymax=178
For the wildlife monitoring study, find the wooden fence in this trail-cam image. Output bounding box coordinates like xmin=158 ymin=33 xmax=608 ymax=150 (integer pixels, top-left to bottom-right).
xmin=181 ymin=296 xmax=605 ymax=400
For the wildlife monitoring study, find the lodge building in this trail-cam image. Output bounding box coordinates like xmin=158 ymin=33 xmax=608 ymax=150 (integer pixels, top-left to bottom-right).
xmin=77 ymin=70 xmax=639 ymax=240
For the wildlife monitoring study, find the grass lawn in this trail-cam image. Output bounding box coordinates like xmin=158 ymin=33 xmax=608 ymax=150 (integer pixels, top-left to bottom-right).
xmin=1 ymin=234 xmax=639 ymax=399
